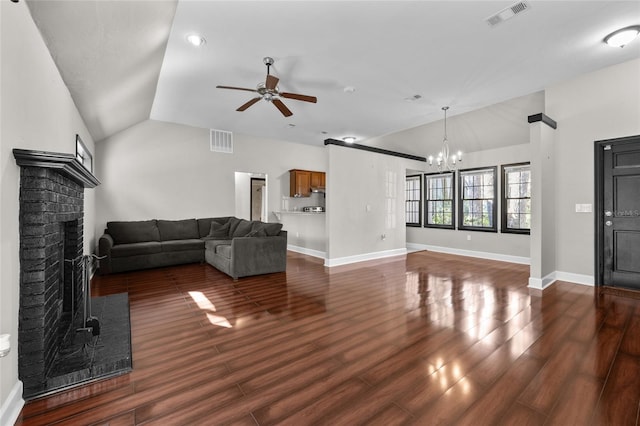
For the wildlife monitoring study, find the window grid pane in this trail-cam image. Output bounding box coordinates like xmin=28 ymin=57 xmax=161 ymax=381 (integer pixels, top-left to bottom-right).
xmin=405 ymin=175 xmax=421 ymax=225
xmin=504 ymin=165 xmax=531 ymax=231
xmin=425 ymin=173 xmax=454 ymax=227
xmin=460 ymin=168 xmax=495 ymax=230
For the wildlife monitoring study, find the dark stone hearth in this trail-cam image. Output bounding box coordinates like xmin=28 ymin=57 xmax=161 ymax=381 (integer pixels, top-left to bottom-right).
xmin=46 ymin=293 xmax=132 ymax=393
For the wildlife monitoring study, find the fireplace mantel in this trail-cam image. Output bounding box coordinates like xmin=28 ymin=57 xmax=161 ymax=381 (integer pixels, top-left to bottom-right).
xmin=13 ymin=148 xmax=100 ymax=188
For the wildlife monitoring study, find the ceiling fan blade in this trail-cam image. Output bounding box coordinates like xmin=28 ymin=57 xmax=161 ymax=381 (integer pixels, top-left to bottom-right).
xmin=216 ymin=85 xmax=258 ymax=93
xmin=265 ymin=75 xmax=279 ymax=91
xmin=272 ymin=99 xmax=293 ymax=117
xmin=236 ymin=97 xmax=262 ymax=112
xmin=280 ymin=92 xmax=318 ymax=103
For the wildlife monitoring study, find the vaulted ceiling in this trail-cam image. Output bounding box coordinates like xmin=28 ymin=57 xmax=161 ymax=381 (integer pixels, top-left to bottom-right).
xmin=26 ymin=1 xmax=640 ymax=148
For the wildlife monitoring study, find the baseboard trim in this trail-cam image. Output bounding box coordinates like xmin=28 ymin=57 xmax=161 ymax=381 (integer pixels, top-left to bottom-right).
xmin=528 ymin=272 xmax=556 ymax=290
xmin=554 ymin=271 xmax=594 ymax=286
xmin=407 ymin=243 xmax=530 ymax=265
xmin=324 ymin=248 xmax=407 ymax=267
xmin=287 ymin=245 xmax=326 ymax=260
xmin=529 ymin=271 xmax=594 ymax=290
xmin=0 ymin=380 xmax=24 ymax=426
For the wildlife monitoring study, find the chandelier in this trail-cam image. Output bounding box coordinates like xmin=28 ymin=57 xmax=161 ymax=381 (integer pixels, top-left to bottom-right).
xmin=428 ymin=106 xmax=462 ymax=172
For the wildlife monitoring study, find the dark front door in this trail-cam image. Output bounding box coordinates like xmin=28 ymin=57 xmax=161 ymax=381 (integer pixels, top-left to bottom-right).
xmin=597 ymin=135 xmax=640 ymax=290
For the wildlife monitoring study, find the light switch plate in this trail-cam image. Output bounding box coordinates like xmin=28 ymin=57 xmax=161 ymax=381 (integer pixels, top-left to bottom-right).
xmin=575 ymin=203 xmax=593 ymax=213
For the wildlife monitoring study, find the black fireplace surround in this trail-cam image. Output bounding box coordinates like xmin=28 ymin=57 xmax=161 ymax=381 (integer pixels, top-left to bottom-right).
xmin=13 ymin=149 xmax=99 ymax=398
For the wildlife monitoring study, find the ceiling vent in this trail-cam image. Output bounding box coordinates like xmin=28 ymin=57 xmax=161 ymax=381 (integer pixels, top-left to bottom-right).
xmin=210 ymin=129 xmax=233 ymax=153
xmin=485 ymin=1 xmax=531 ymax=27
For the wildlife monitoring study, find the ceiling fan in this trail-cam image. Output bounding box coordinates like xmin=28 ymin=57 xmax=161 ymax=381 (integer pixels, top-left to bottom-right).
xmin=216 ymin=57 xmax=317 ymax=117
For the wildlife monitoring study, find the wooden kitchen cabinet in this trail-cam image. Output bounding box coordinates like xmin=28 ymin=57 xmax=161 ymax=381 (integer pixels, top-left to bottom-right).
xmin=290 ymin=169 xmax=325 ymax=197
xmin=310 ymin=171 xmax=325 ymax=189
xmin=290 ymin=169 xmax=311 ymax=197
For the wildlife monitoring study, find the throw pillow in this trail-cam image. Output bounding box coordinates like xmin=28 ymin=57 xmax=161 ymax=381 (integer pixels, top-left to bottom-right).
xmin=207 ymin=220 xmax=230 ymax=238
xmin=245 ymin=228 xmax=268 ymax=237
xmin=232 ymin=219 xmax=253 ymax=237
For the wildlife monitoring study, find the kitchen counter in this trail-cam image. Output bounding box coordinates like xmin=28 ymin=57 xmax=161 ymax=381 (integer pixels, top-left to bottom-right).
xmin=274 ymin=211 xmax=325 ymax=220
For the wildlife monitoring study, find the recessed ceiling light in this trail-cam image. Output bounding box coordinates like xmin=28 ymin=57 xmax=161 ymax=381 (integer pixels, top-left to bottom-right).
xmin=604 ymin=25 xmax=640 ymax=48
xmin=186 ymin=34 xmax=206 ymax=47
xmin=343 ymin=136 xmax=356 ymax=143
xmin=343 ymin=86 xmax=356 ymax=93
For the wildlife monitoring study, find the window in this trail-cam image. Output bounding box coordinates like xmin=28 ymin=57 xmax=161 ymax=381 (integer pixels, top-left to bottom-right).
xmin=502 ymin=163 xmax=531 ymax=234
xmin=424 ymin=172 xmax=455 ymax=228
xmin=76 ymin=134 xmax=93 ymax=172
xmin=405 ymin=175 xmax=422 ymax=226
xmin=459 ymin=167 xmax=497 ymax=232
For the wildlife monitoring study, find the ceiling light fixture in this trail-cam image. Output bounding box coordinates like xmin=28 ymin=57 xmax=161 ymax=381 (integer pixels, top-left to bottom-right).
xmin=343 ymin=136 xmax=356 ymax=144
xmin=186 ymin=34 xmax=206 ymax=46
xmin=604 ymin=25 xmax=640 ymax=48
xmin=428 ymin=106 xmax=462 ymax=172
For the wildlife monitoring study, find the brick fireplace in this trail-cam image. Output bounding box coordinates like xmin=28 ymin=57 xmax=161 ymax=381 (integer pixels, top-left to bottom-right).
xmin=13 ymin=149 xmax=99 ymax=398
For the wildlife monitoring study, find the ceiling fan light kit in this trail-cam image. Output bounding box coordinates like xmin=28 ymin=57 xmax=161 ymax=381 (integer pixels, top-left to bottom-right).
xmin=216 ymin=57 xmax=317 ymax=117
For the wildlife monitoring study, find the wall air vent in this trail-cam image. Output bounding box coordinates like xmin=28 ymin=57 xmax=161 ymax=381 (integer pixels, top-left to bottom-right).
xmin=210 ymin=129 xmax=233 ymax=153
xmin=485 ymin=1 xmax=531 ymax=27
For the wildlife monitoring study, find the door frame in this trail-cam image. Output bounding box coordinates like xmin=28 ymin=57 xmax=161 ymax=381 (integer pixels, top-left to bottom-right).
xmin=594 ymin=134 xmax=640 ymax=287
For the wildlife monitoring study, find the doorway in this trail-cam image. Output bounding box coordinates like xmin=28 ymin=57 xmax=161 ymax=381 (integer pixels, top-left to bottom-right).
xmin=251 ymin=178 xmax=266 ymax=221
xmin=235 ymin=172 xmax=267 ymax=221
xmin=595 ymin=135 xmax=640 ymax=290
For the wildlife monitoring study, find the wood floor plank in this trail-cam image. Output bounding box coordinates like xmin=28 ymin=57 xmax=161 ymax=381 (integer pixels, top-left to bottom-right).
xmin=14 ymin=253 xmax=640 ymax=426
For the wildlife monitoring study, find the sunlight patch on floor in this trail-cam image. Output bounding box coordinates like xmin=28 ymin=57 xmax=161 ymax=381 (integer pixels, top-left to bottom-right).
xmin=188 ymin=291 xmax=232 ymax=328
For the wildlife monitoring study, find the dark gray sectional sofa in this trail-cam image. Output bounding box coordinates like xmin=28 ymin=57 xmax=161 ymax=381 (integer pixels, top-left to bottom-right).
xmin=98 ymin=217 xmax=287 ymax=279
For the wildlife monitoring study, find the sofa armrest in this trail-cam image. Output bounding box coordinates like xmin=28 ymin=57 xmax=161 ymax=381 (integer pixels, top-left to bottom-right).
xmin=98 ymin=233 xmax=114 ymax=274
xmin=230 ymin=235 xmax=287 ymax=278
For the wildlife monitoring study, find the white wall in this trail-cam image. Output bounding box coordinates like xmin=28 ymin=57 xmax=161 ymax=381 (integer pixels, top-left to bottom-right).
xmin=95 ymin=119 xmax=327 ymax=237
xmin=546 ymin=58 xmax=640 ymax=278
xmin=325 ymin=144 xmax=413 ymax=264
xmin=0 ymin=1 xmax=96 ymax=422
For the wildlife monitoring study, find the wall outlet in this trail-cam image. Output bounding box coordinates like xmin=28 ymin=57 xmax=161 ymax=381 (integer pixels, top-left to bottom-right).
xmin=381 ymin=234 xmax=386 ymax=241
xmin=467 ymin=235 xmax=471 ymax=241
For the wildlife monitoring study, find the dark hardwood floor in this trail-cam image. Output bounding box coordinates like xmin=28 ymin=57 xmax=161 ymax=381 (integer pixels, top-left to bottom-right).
xmin=16 ymin=250 xmax=640 ymax=425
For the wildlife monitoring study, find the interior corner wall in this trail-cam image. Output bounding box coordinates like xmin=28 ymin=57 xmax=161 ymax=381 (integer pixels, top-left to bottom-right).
xmin=94 ymin=119 xmax=327 ymax=242
xmin=546 ymin=58 xmax=640 ymax=278
xmin=325 ymin=144 xmax=410 ymax=262
xmin=0 ymin=0 xmax=96 ymax=419
xmin=406 ymin=143 xmax=531 ymax=259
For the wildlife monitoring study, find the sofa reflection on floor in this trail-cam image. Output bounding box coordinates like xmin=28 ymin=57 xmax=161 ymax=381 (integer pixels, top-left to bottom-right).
xmin=98 ymin=217 xmax=287 ymax=279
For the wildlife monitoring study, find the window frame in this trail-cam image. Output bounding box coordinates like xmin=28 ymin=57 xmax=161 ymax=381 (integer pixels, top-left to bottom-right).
xmin=501 ymin=162 xmax=531 ymax=235
xmin=458 ymin=166 xmax=498 ymax=232
xmin=405 ymin=174 xmax=422 ymax=227
xmin=424 ymin=171 xmax=455 ymax=229
xmin=75 ymin=134 xmax=93 ymax=173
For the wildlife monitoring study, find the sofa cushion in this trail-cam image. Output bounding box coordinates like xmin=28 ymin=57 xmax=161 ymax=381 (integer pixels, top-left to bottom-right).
xmin=207 ymin=220 xmax=231 ymax=238
xmin=197 ymin=217 xmax=232 ymax=238
xmin=205 ymin=239 xmax=231 ymax=251
xmin=232 ymin=219 xmax=253 ymax=237
xmin=215 ymin=244 xmax=232 ymax=259
xmin=161 ymin=239 xmax=205 ymax=252
xmin=111 ymin=241 xmax=162 ymax=258
xmin=158 ymin=219 xmax=199 ymax=241
xmin=108 ymin=220 xmax=160 ymax=244
xmin=251 ymin=221 xmax=283 ymax=236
